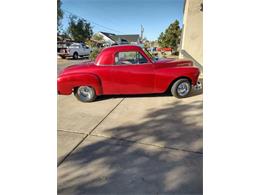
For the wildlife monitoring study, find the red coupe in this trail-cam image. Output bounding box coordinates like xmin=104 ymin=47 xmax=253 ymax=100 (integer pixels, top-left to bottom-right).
xmin=58 ymin=45 xmax=200 ymax=102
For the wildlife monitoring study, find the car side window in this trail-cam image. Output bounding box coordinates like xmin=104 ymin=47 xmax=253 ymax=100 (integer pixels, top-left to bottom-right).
xmin=70 ymin=44 xmax=80 ymax=48
xmin=137 ymin=52 xmax=148 ymax=64
xmin=115 ymin=51 xmax=148 ymax=65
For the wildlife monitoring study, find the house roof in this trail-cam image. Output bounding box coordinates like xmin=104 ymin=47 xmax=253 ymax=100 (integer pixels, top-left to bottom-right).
xmin=113 ymin=34 xmax=140 ymax=43
xmin=99 ymin=32 xmax=140 ymax=43
xmin=99 ymin=32 xmax=116 ymax=39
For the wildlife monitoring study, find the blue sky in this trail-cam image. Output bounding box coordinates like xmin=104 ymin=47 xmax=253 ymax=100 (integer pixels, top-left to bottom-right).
xmin=61 ymin=0 xmax=184 ymax=41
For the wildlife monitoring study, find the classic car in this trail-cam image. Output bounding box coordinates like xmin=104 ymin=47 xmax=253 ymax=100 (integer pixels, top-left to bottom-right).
xmin=58 ymin=45 xmax=200 ymax=102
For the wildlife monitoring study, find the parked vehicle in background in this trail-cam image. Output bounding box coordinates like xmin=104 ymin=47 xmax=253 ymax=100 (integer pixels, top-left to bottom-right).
xmin=57 ymin=45 xmax=200 ymax=102
xmin=57 ymin=41 xmax=71 ymax=53
xmin=157 ymin=47 xmax=172 ymax=52
xmin=58 ymin=43 xmax=92 ymax=59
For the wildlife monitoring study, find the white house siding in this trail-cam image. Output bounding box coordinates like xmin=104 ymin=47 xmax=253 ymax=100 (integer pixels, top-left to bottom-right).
xmin=180 ymin=0 xmax=203 ymax=71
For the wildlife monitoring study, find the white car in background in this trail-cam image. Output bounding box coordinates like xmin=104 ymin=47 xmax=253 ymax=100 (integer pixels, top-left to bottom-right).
xmin=58 ymin=43 xmax=91 ymax=59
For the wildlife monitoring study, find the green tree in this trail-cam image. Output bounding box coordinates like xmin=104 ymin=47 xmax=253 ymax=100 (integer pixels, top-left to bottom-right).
xmin=67 ymin=15 xmax=93 ymax=42
xmin=158 ymin=32 xmax=166 ymax=47
xmin=57 ymin=0 xmax=63 ymax=33
xmin=157 ymin=20 xmax=181 ymax=51
xmin=89 ymin=47 xmax=102 ymax=60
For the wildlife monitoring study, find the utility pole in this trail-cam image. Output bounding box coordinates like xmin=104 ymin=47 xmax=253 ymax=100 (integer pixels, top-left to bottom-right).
xmin=141 ymin=24 xmax=144 ymax=41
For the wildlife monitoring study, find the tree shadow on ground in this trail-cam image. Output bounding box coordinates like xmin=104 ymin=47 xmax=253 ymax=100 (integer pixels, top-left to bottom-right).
xmin=58 ymin=98 xmax=203 ymax=194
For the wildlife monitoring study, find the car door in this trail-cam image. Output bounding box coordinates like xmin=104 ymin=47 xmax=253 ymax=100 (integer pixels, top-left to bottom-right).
xmin=78 ymin=44 xmax=84 ymax=56
xmin=112 ymin=51 xmax=155 ymax=94
xmin=84 ymin=45 xmax=90 ymax=55
xmin=81 ymin=45 xmax=89 ymax=55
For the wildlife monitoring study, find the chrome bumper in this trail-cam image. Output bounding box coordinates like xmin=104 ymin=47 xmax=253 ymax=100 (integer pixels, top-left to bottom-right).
xmin=193 ymin=81 xmax=203 ymax=91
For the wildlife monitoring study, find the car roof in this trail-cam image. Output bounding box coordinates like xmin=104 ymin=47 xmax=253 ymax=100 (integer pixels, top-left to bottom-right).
xmin=95 ymin=44 xmax=151 ymax=66
xmin=103 ymin=44 xmax=143 ymax=51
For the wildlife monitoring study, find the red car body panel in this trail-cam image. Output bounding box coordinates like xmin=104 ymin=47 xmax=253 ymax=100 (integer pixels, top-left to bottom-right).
xmin=58 ymin=45 xmax=200 ymax=96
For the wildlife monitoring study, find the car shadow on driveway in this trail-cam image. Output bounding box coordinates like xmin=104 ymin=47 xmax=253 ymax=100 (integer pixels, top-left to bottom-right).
xmin=95 ymin=78 xmax=203 ymax=102
xmin=58 ymin=99 xmax=203 ymax=194
xmin=57 ymin=87 xmax=203 ymax=102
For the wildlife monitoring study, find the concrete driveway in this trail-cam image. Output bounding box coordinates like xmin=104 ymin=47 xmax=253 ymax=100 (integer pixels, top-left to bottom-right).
xmin=57 ymin=59 xmax=203 ymax=194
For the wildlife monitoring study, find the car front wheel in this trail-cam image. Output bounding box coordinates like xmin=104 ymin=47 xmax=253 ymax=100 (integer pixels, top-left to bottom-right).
xmin=74 ymin=86 xmax=96 ymax=102
xmin=171 ymin=78 xmax=191 ymax=98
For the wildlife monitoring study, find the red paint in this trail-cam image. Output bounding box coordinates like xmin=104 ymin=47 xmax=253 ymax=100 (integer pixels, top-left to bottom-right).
xmin=58 ymin=45 xmax=200 ymax=96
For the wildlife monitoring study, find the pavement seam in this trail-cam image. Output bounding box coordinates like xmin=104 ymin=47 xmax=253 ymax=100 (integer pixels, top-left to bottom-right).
xmin=91 ymin=133 xmax=203 ymax=155
xmin=58 ymin=129 xmax=86 ymax=135
xmin=57 ymin=98 xmax=125 ymax=167
xmin=57 ymin=134 xmax=88 ymax=167
xmin=87 ymin=98 xmax=125 ymax=136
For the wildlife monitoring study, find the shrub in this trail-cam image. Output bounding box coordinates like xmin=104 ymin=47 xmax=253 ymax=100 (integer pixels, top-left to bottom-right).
xmin=90 ymin=47 xmax=101 ymax=60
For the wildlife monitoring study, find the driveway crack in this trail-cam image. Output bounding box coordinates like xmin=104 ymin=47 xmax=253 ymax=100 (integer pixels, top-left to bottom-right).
xmin=91 ymin=133 xmax=203 ymax=155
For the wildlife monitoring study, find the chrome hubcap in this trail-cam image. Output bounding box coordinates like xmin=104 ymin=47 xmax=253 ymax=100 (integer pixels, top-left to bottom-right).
xmin=177 ymin=82 xmax=190 ymax=96
xmin=78 ymin=86 xmax=93 ymax=101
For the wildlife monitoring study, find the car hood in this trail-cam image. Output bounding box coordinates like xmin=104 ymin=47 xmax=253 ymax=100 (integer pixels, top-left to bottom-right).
xmin=155 ymin=58 xmax=177 ymax=63
xmin=154 ymin=58 xmax=193 ymax=68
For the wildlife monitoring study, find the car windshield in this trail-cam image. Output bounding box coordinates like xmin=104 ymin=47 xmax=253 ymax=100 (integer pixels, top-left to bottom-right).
xmin=142 ymin=48 xmax=156 ymax=62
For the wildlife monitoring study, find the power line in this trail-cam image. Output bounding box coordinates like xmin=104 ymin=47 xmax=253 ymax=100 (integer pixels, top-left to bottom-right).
xmin=63 ymin=9 xmax=126 ymax=34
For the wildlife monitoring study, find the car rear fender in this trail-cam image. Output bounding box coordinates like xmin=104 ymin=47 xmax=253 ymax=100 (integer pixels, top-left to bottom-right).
xmin=58 ymin=73 xmax=103 ymax=95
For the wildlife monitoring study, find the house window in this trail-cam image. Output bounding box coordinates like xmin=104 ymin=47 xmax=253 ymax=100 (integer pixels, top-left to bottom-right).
xmin=115 ymin=51 xmax=148 ymax=65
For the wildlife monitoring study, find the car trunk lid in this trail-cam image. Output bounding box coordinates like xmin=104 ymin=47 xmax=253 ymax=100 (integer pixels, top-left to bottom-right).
xmin=58 ymin=61 xmax=95 ymax=75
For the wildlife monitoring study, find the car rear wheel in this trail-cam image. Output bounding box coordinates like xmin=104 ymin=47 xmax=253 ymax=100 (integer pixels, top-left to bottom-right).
xmin=73 ymin=52 xmax=78 ymax=59
xmin=74 ymin=86 xmax=96 ymax=102
xmin=171 ymin=78 xmax=191 ymax=98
